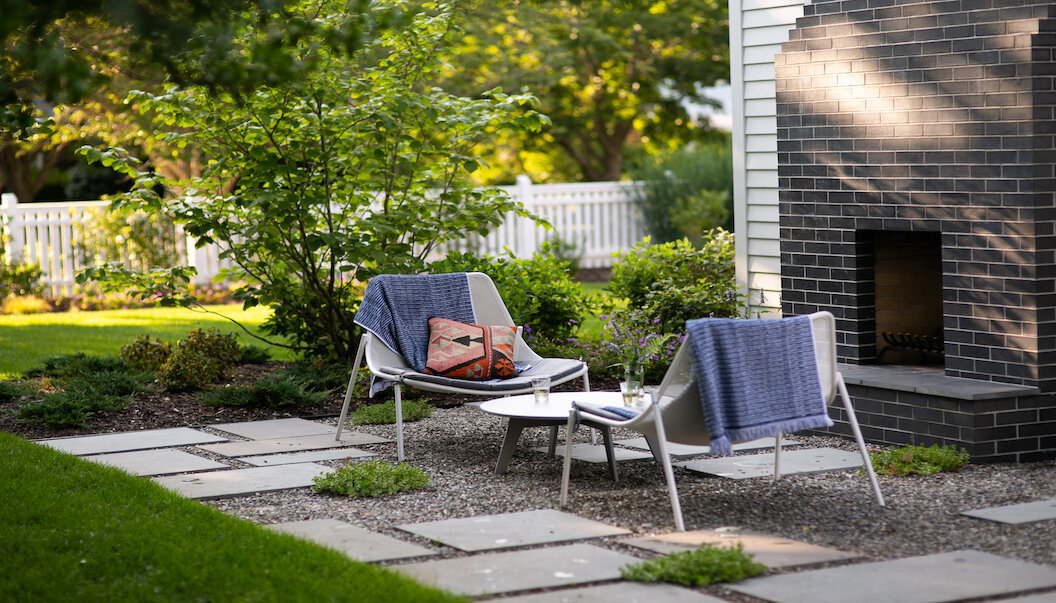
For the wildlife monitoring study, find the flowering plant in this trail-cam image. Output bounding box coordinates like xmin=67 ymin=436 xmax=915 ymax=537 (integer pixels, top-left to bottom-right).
xmin=602 ymin=312 xmax=680 ymax=370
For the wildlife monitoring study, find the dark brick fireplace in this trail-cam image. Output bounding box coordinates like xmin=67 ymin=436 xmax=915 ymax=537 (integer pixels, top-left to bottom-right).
xmin=776 ymin=0 xmax=1056 ymax=461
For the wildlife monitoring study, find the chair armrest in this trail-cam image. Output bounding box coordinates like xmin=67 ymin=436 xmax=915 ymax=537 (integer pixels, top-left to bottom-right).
xmin=572 ymin=401 xmax=641 ymax=422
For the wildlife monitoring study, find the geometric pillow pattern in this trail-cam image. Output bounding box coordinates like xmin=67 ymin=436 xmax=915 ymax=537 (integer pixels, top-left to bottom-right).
xmin=423 ymin=317 xmax=517 ymax=380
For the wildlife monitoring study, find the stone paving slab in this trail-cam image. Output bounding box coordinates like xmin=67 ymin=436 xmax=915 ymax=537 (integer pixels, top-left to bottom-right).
xmin=397 ymin=509 xmax=630 ymax=552
xmin=238 ymin=447 xmax=375 ymax=467
xmin=676 ymin=447 xmax=863 ymax=479
xmin=37 ymin=427 xmax=227 ymax=456
xmin=615 ymin=436 xmax=800 ymax=458
xmin=962 ymin=498 xmax=1056 ymax=525
xmin=500 ymin=582 xmax=726 ymax=602
xmin=209 ymin=417 xmax=337 ymax=440
xmin=728 ymin=550 xmax=1056 ymax=603
xmin=396 ymin=543 xmax=639 ymax=597
xmin=267 ymin=519 xmax=437 ymax=562
xmin=83 ymin=448 xmax=229 ymax=476
xmin=532 ymin=443 xmax=654 ymax=463
xmin=624 ymin=528 xmax=860 ymax=569
xmin=197 ymin=432 xmax=390 ymax=457
xmin=153 ymin=463 xmax=331 ymax=499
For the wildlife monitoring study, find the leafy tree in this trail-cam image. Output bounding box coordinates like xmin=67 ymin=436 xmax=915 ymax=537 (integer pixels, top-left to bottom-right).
xmin=443 ymin=0 xmax=729 ymax=182
xmin=80 ymin=1 xmax=548 ymax=361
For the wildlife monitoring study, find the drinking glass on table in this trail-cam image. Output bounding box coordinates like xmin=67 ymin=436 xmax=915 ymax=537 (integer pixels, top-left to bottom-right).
xmin=531 ymin=376 xmax=551 ymax=403
xmin=620 ymin=380 xmax=641 ymax=406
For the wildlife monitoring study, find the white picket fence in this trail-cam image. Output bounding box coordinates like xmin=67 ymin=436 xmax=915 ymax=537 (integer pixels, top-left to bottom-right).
xmin=1 ymin=176 xmax=645 ymax=297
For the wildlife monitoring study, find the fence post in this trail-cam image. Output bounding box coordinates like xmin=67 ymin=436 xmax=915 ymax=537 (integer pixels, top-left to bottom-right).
xmin=515 ymin=174 xmax=534 ymax=259
xmin=1 ymin=193 xmax=24 ymax=264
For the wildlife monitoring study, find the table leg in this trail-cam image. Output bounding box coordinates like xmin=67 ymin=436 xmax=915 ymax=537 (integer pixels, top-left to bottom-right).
xmin=602 ymin=426 xmax=618 ymax=482
xmin=547 ymin=425 xmax=558 ymax=458
xmin=495 ymin=419 xmax=526 ymax=475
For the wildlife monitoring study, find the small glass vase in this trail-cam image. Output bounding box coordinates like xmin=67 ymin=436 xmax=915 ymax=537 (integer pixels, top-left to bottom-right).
xmin=623 ymin=360 xmax=644 ymax=406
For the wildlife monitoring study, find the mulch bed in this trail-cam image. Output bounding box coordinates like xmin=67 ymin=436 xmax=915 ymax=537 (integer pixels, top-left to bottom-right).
xmin=0 ymin=361 xmax=610 ymax=442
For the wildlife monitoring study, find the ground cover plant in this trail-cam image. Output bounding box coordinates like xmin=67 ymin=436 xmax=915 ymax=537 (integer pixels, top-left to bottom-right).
xmin=352 ymin=399 xmax=434 ymax=425
xmin=0 ymin=432 xmax=461 ymax=602
xmin=620 ymin=545 xmax=766 ymax=587
xmin=313 ymin=459 xmax=431 ymax=498
xmin=870 ymin=444 xmax=970 ymax=476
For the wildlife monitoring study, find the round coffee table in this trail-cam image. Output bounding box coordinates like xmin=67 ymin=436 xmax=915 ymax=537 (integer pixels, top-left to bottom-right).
xmin=479 ymin=391 xmax=624 ymax=478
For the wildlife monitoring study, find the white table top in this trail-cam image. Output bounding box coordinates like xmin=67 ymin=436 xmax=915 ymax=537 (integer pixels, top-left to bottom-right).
xmin=479 ymin=391 xmax=623 ymax=421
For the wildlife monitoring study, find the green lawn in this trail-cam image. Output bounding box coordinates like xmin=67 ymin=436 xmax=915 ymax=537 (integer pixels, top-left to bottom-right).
xmin=0 ymin=432 xmax=463 ymax=602
xmin=0 ymin=304 xmax=294 ymax=379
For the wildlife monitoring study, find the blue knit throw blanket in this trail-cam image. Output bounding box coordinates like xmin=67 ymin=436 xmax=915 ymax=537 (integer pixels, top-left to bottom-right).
xmin=686 ymin=315 xmax=833 ymax=456
xmin=354 ymin=273 xmax=475 ymax=386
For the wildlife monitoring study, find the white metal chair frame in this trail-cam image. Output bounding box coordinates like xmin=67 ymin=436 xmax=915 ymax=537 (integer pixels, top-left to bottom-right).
xmin=336 ymin=272 xmax=590 ymax=461
xmin=559 ymin=311 xmax=885 ymax=531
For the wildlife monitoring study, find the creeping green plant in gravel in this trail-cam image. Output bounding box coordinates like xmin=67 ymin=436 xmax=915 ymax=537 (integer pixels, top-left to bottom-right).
xmin=312 ymin=459 xmax=430 ymax=498
xmin=351 ymin=399 xmax=433 ymax=425
xmin=620 ymin=545 xmax=766 ymax=587
xmin=870 ymin=444 xmax=970 ymax=476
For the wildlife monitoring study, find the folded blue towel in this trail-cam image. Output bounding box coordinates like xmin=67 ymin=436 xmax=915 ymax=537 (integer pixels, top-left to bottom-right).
xmin=354 ymin=273 xmax=475 ymax=394
xmin=686 ymin=315 xmax=833 ymax=455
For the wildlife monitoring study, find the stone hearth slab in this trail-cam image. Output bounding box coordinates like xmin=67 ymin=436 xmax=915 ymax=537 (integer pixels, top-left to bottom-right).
xmin=727 ymin=550 xmax=1056 ymax=603
xmin=397 ymin=509 xmax=630 ymax=552
xmin=197 ymin=432 xmax=390 ymax=457
xmin=238 ymin=448 xmax=375 ymax=466
xmin=83 ymin=448 xmax=228 ymax=476
xmin=624 ymin=529 xmax=859 ymax=569
xmin=675 ymin=448 xmax=863 ymax=479
xmin=532 ymin=443 xmax=653 ymax=463
xmin=37 ymin=427 xmax=227 ymax=456
xmin=209 ymin=418 xmax=337 ymax=440
xmin=267 ymin=519 xmax=436 ymax=562
xmin=501 ymin=582 xmax=725 ymax=602
xmin=153 ymin=463 xmax=330 ymax=499
xmin=395 ymin=543 xmax=638 ymax=597
xmin=962 ymin=499 xmax=1056 ymax=525
xmin=614 ymin=436 xmax=801 ymax=458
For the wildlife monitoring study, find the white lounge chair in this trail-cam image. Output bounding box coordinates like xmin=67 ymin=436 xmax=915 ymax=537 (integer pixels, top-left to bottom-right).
xmin=336 ymin=272 xmax=590 ymax=461
xmin=559 ymin=311 xmax=884 ymax=531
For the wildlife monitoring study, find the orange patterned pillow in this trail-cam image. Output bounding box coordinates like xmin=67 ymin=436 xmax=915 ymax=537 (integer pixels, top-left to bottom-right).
xmin=423 ymin=317 xmax=517 ymax=380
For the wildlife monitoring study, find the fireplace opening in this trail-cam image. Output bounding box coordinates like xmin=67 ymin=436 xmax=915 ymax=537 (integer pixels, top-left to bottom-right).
xmin=871 ymin=231 xmax=944 ymax=366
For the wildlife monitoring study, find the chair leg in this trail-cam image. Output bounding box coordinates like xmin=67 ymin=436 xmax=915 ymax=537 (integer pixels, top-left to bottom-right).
xmin=559 ymin=411 xmax=577 ymax=507
xmin=651 ymin=406 xmax=685 ymax=531
xmin=582 ymin=372 xmax=599 ymax=445
xmin=837 ymin=375 xmax=886 ymax=507
xmin=773 ymin=429 xmax=783 ymax=480
xmin=394 ymin=384 xmax=405 ymax=463
xmin=336 ymin=336 xmax=368 ymax=441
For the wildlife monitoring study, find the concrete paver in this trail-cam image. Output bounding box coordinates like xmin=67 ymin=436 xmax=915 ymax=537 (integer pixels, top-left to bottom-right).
xmin=624 ymin=528 xmax=860 ymax=569
xmin=396 ymin=543 xmax=638 ymax=597
xmin=727 ymin=550 xmax=1056 ymax=603
xmin=676 ymin=447 xmax=863 ymax=479
xmin=153 ymin=462 xmax=331 ymax=499
xmin=83 ymin=448 xmax=228 ymax=476
xmin=615 ymin=436 xmax=800 ymax=458
xmin=397 ymin=509 xmax=630 ymax=552
xmin=267 ymin=519 xmax=437 ymax=562
xmin=238 ymin=448 xmax=375 ymax=466
xmin=210 ymin=417 xmax=337 ymax=440
xmin=499 ymin=582 xmax=726 ymax=602
xmin=37 ymin=427 xmax=227 ymax=455
xmin=962 ymin=499 xmax=1056 ymax=525
xmin=197 ymin=432 xmax=390 ymax=457
xmin=532 ymin=443 xmax=654 ymax=463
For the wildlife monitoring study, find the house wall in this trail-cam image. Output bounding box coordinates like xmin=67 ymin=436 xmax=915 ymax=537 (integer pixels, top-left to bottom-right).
xmin=731 ymin=0 xmax=808 ymax=316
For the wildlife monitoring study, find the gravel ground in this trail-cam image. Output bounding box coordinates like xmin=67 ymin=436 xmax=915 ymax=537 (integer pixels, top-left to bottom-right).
xmin=204 ymin=403 xmax=1056 ymax=575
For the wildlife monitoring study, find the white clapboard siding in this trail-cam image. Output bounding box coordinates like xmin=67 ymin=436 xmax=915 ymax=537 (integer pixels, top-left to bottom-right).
xmin=731 ymin=0 xmax=808 ymax=316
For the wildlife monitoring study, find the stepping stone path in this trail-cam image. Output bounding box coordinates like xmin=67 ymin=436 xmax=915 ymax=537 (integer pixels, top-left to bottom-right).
xmin=532 ymin=442 xmax=654 ymax=464
xmin=615 ymin=436 xmax=801 ymax=458
xmin=34 ymin=419 xmax=1056 ymax=601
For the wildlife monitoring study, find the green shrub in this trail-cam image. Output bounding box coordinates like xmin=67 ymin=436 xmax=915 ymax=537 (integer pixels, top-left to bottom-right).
xmin=179 ymin=328 xmax=241 ymax=373
xmin=620 ymin=545 xmax=766 ymax=587
xmin=1 ymin=294 xmax=52 ymax=315
xmin=238 ymin=344 xmax=272 ymax=365
xmin=157 ymin=347 xmax=222 ymax=392
xmin=0 ymin=260 xmax=43 ymax=299
xmin=281 ymin=360 xmax=352 ymax=392
xmin=121 ymin=335 xmax=173 ymax=372
xmin=429 ymin=248 xmax=594 ymax=340
xmin=15 ymin=379 xmax=142 ymax=428
xmin=351 ymin=399 xmax=433 ymax=425
xmin=312 ymin=459 xmax=430 ymax=498
xmin=631 ymin=140 xmax=734 ymax=242
xmin=0 ymin=381 xmax=36 ymax=401
xmin=24 ymin=353 xmax=128 ymax=380
xmin=201 ymin=374 xmax=328 ymax=408
xmin=870 ymin=444 xmax=970 ymax=476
